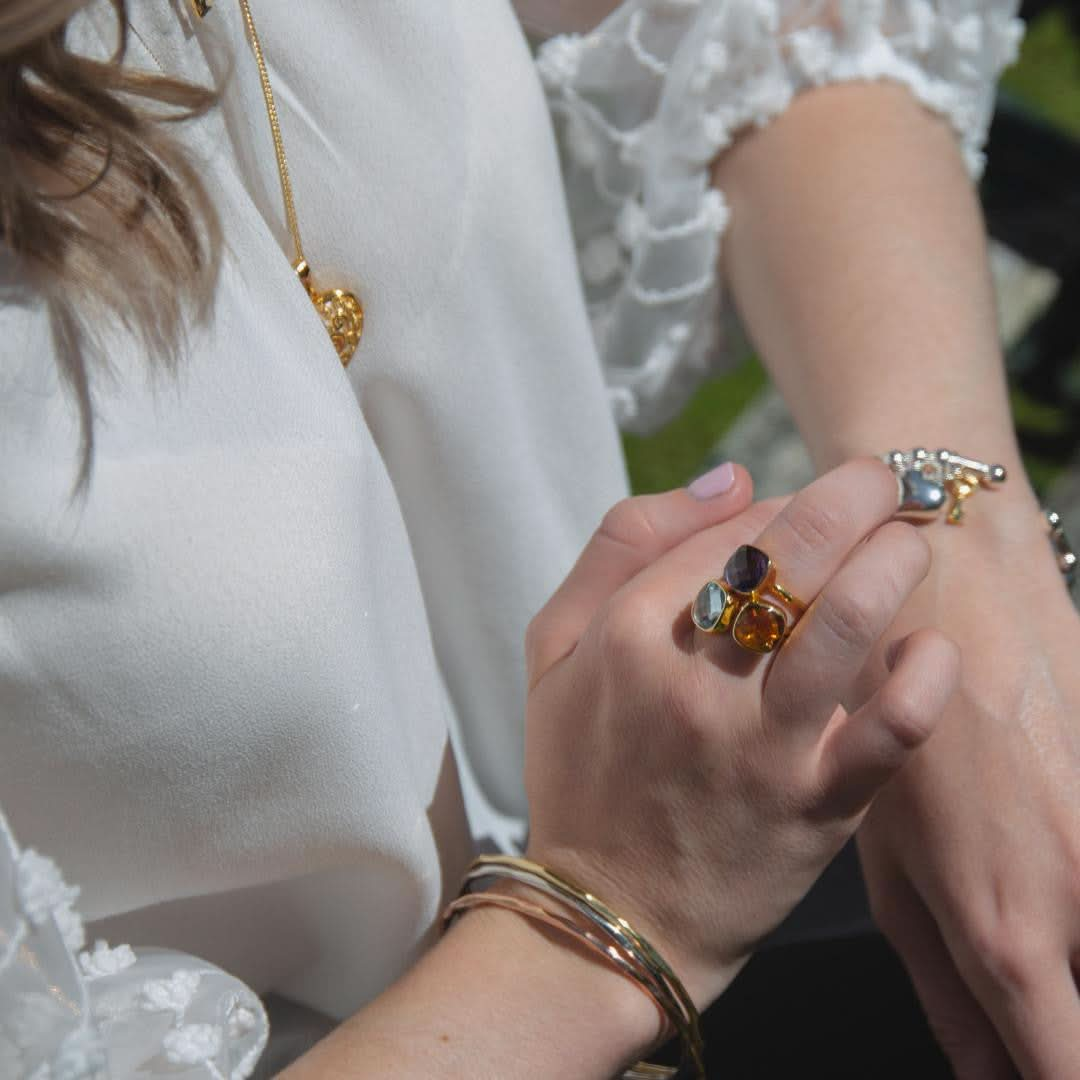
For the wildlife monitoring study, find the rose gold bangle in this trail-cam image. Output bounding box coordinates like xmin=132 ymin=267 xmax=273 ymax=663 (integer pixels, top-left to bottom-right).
xmin=446 ymin=855 xmax=705 ymax=1079
xmin=444 ymin=891 xmax=674 ymax=1041
xmin=463 ymin=855 xmax=703 ymax=1070
xmin=443 ymin=890 xmax=681 ymax=1080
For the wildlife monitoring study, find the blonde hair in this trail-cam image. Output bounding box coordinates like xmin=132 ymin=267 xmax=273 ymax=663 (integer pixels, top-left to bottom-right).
xmin=0 ymin=0 xmax=221 ymax=485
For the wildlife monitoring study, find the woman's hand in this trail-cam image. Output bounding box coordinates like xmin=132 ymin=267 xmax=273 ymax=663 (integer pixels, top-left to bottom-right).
xmin=855 ymin=510 xmax=1080 ymax=1080
xmin=524 ymin=458 xmax=960 ymax=1007
xmin=286 ymin=460 xmax=960 ymax=1080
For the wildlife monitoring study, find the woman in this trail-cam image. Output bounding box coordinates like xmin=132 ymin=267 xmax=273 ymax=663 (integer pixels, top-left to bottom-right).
xmin=1 ymin=0 xmax=1075 ymax=1076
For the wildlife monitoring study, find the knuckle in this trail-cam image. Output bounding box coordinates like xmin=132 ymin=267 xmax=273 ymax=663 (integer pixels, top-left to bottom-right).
xmin=876 ymin=680 xmax=934 ymax=749
xmin=813 ymin=586 xmax=880 ymax=655
xmin=963 ymin=909 xmax=1046 ymax=993
xmin=777 ymin=497 xmax=840 ymax=557
xmin=596 ymin=498 xmax=660 ymax=557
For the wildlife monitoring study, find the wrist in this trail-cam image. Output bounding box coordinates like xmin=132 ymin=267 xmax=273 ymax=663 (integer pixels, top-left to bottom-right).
xmin=283 ymin=891 xmax=665 ymax=1080
xmin=442 ymin=897 xmax=666 ymax=1074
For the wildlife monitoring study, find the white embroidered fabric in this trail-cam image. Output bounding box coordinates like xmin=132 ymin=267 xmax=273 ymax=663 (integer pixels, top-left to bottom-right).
xmin=0 ymin=812 xmax=268 ymax=1079
xmin=536 ymin=0 xmax=1024 ymax=433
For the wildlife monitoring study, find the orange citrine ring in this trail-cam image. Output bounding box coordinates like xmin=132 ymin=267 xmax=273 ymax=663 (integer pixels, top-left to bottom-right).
xmin=691 ymin=544 xmax=807 ymax=655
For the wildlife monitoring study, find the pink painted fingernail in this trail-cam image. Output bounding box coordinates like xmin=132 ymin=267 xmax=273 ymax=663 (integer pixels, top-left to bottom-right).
xmin=688 ymin=462 xmax=736 ymax=500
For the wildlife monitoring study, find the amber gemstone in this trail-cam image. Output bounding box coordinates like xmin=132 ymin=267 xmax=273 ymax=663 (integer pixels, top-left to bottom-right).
xmin=732 ymin=602 xmax=786 ymax=653
xmin=724 ymin=544 xmax=770 ymax=593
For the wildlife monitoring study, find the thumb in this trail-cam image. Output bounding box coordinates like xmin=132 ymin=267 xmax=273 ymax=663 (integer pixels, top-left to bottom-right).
xmin=526 ymin=463 xmax=752 ymax=687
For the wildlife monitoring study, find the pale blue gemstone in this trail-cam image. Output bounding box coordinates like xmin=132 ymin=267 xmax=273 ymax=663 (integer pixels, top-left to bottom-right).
xmin=692 ymin=581 xmax=728 ymax=632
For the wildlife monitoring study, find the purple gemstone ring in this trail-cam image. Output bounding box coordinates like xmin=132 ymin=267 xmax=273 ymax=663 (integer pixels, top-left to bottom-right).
xmin=691 ymin=545 xmax=808 ymax=655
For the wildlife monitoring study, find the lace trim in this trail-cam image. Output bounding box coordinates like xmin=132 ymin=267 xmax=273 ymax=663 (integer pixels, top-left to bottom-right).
xmin=1 ymin=812 xmax=268 ymax=1079
xmin=539 ymin=0 xmax=1023 ymax=432
xmin=4 ymin=828 xmax=102 ymax=1080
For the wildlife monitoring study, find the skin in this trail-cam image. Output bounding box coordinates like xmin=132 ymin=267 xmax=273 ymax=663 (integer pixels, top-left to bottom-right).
xmin=286 ymin=460 xmax=960 ymax=1077
xmin=713 ymin=80 xmax=1080 ymax=1078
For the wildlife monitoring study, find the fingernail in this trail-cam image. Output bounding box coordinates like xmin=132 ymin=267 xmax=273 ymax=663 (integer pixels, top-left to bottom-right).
xmin=688 ymin=462 xmax=735 ymax=500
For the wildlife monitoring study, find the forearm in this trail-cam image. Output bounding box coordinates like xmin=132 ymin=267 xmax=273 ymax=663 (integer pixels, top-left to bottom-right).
xmin=282 ymin=904 xmax=661 ymax=1079
xmin=713 ymin=81 xmax=1038 ymax=523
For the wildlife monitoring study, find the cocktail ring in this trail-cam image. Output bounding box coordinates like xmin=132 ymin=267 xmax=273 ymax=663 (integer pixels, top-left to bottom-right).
xmin=692 ymin=544 xmax=808 ymax=654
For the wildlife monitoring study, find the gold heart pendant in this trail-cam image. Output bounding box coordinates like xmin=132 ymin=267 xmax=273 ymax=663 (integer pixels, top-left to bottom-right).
xmin=311 ymin=287 xmax=364 ymax=366
xmin=296 ymin=261 xmax=364 ymax=366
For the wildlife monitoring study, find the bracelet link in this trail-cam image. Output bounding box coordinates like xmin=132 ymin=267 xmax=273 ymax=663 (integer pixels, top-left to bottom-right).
xmin=1046 ymin=510 xmax=1078 ymax=586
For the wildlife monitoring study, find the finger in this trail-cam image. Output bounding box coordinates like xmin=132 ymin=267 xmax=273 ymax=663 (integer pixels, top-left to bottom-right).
xmin=766 ymin=519 xmax=932 ymax=733
xmin=859 ymin=841 xmax=1017 ymax=1080
xmin=526 ymin=464 xmax=753 ymax=685
xmin=747 ymin=456 xmax=901 ymax=609
xmin=816 ymin=628 xmax=959 ymax=815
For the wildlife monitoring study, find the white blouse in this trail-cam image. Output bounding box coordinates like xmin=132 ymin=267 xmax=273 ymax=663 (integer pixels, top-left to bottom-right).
xmin=0 ymin=1 xmax=1019 ymax=1075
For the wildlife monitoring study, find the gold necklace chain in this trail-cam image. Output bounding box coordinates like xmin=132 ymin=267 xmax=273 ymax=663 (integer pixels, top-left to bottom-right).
xmin=189 ymin=0 xmax=364 ymax=365
xmin=237 ymin=0 xmax=304 ymax=263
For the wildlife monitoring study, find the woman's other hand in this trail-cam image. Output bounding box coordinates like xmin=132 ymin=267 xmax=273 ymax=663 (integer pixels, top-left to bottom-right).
xmin=524 ymin=458 xmax=959 ymax=1007
xmin=856 ymin=509 xmax=1080 ymax=1080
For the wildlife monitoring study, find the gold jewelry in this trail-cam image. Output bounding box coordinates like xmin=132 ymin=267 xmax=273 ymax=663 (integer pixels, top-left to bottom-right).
xmin=190 ymin=0 xmax=364 ymax=365
xmin=443 ymin=891 xmax=676 ymax=1045
xmin=454 ymin=854 xmax=706 ymax=1079
xmin=455 ymin=862 xmax=693 ymax=1059
xmin=692 ymin=544 xmax=807 ymax=654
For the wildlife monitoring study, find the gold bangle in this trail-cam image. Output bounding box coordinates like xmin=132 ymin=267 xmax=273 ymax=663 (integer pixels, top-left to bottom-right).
xmin=461 ymin=855 xmax=706 ymax=1079
xmin=443 ymin=891 xmax=676 ymax=1045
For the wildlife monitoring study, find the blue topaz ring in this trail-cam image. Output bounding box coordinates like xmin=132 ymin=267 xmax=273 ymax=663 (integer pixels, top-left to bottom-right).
xmin=691 ymin=544 xmax=808 ymax=654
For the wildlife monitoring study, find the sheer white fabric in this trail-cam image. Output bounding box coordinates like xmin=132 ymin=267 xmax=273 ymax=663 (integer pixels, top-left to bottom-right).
xmin=538 ymin=0 xmax=1024 ymax=433
xmin=0 ymin=812 xmax=267 ymax=1079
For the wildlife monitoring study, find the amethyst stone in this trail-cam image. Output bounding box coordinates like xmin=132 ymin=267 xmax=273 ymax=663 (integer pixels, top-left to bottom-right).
xmin=724 ymin=544 xmax=770 ymax=593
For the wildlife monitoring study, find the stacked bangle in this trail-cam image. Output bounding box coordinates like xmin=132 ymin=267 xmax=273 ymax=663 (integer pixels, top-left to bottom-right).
xmin=442 ymin=854 xmax=706 ymax=1080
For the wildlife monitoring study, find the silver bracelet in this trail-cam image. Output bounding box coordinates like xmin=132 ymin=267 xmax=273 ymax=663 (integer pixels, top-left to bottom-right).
xmin=882 ymin=448 xmax=1075 ymax=587
xmin=881 ymin=447 xmax=1007 ymax=524
xmin=1046 ymin=509 xmax=1078 ymax=586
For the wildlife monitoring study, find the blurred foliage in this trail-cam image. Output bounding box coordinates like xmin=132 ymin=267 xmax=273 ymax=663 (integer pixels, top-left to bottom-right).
xmin=1000 ymin=8 xmax=1080 ymax=137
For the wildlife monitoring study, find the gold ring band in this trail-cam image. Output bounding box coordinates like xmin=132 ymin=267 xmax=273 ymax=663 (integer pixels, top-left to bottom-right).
xmin=691 ymin=544 xmax=807 ymax=654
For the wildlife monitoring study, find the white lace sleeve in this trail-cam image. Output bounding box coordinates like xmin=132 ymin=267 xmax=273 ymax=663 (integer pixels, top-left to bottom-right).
xmin=0 ymin=810 xmax=267 ymax=1079
xmin=537 ymin=0 xmax=1024 ymax=433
